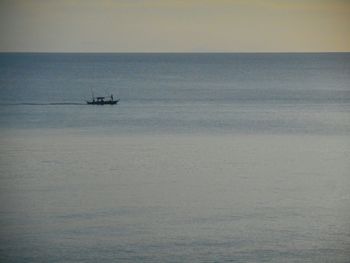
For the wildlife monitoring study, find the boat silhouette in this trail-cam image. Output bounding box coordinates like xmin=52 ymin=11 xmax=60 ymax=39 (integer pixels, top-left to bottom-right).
xmin=87 ymin=94 xmax=119 ymax=105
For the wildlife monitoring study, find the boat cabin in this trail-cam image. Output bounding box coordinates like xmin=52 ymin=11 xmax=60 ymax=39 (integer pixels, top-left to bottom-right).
xmin=96 ymin=97 xmax=105 ymax=102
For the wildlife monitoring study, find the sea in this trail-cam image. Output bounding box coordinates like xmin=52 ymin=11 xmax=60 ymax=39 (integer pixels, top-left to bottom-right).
xmin=0 ymin=53 xmax=349 ymax=262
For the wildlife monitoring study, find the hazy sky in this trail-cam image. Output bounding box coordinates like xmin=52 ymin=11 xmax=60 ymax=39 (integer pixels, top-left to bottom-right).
xmin=1 ymin=0 xmax=349 ymax=52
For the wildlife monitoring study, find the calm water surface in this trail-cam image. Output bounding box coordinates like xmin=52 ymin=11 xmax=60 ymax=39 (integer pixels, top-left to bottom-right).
xmin=0 ymin=53 xmax=349 ymax=262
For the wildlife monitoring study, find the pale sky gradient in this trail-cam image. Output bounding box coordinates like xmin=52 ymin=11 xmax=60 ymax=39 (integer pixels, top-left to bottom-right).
xmin=0 ymin=0 xmax=349 ymax=52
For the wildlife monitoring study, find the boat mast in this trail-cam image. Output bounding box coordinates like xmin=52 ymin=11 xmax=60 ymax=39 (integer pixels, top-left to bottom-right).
xmin=90 ymin=88 xmax=95 ymax=101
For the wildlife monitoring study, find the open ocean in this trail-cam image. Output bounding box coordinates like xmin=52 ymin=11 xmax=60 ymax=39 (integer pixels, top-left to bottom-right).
xmin=0 ymin=53 xmax=350 ymax=262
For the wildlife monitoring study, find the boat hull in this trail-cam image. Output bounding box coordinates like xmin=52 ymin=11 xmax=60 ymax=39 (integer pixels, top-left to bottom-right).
xmin=86 ymin=99 xmax=119 ymax=105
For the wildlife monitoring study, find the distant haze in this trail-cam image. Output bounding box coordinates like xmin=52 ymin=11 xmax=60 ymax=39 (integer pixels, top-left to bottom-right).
xmin=0 ymin=0 xmax=350 ymax=52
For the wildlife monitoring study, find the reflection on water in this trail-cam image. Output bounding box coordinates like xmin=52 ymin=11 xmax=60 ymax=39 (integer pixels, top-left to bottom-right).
xmin=1 ymin=134 xmax=349 ymax=262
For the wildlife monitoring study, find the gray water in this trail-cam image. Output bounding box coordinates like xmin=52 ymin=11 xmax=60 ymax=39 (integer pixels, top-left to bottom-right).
xmin=0 ymin=53 xmax=350 ymax=262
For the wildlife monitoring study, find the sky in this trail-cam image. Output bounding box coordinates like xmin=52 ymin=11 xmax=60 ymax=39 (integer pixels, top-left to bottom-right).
xmin=0 ymin=0 xmax=349 ymax=52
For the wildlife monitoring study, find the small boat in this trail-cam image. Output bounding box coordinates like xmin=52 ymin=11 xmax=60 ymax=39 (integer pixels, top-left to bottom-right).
xmin=87 ymin=94 xmax=119 ymax=105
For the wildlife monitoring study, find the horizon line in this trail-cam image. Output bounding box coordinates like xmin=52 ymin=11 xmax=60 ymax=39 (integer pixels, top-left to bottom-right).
xmin=1 ymin=51 xmax=349 ymax=54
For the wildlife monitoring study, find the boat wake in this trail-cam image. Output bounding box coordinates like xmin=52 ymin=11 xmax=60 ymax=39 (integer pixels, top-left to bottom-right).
xmin=0 ymin=102 xmax=87 ymax=106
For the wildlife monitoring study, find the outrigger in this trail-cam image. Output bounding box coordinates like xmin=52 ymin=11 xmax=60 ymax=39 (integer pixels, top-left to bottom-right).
xmin=87 ymin=94 xmax=119 ymax=105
